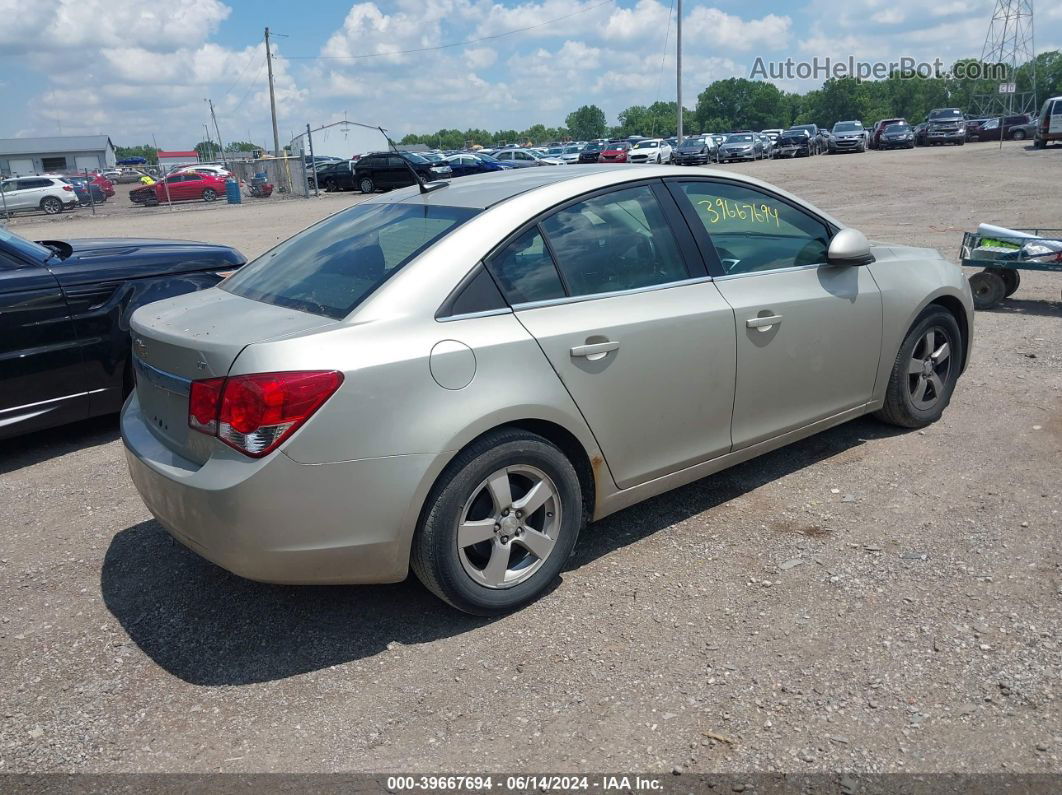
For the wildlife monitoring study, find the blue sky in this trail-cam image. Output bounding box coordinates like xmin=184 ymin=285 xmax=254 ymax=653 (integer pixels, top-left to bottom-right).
xmin=1 ymin=0 xmax=1059 ymax=152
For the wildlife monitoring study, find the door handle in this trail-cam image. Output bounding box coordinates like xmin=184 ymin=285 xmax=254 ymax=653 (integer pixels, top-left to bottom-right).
xmin=570 ymin=340 xmax=620 ymax=359
xmin=746 ymin=314 xmax=783 ymax=330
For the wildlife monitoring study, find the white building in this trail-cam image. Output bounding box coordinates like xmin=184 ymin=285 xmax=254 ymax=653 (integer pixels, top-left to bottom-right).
xmin=0 ymin=135 xmax=116 ymax=176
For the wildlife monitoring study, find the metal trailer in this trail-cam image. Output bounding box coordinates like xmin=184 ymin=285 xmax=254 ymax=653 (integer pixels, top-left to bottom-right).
xmin=959 ymin=228 xmax=1062 ymax=309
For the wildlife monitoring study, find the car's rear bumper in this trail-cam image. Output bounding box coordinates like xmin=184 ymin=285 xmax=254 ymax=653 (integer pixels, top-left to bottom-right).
xmin=121 ymin=394 xmax=435 ymax=584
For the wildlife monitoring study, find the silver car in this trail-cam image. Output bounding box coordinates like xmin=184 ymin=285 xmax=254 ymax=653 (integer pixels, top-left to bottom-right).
xmin=122 ymin=166 xmax=973 ymax=614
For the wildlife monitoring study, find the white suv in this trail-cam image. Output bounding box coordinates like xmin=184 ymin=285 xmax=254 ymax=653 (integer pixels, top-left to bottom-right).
xmin=0 ymin=175 xmax=78 ymax=215
xmin=628 ymin=138 xmax=672 ymax=164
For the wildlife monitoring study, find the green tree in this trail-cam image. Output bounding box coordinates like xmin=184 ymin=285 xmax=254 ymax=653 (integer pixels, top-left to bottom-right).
xmin=114 ymin=144 xmax=158 ymax=164
xmin=565 ymin=105 xmax=608 ymax=140
xmin=194 ymin=140 xmax=216 ymax=159
xmin=694 ymin=78 xmax=788 ymax=132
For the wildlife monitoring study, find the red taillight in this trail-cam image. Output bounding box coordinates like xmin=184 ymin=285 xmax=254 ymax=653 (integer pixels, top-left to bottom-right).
xmin=188 ymin=377 xmax=224 ymax=434
xmin=188 ymin=371 xmax=343 ymax=457
xmin=62 ymin=185 xmax=74 ymax=191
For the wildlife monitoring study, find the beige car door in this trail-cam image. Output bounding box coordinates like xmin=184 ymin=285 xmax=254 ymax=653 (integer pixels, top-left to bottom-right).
xmin=668 ymin=178 xmax=883 ymax=450
xmin=487 ymin=181 xmax=737 ymax=489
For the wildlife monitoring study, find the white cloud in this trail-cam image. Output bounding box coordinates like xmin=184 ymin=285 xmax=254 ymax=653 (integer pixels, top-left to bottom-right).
xmin=0 ymin=0 xmax=230 ymax=52
xmin=684 ymin=8 xmax=791 ymax=52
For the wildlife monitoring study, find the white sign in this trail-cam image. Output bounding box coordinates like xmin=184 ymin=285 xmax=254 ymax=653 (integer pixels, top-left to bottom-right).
xmin=999 ymin=82 xmax=1017 ymax=94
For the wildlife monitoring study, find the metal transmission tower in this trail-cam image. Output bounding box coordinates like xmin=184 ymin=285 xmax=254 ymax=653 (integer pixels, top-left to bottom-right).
xmin=974 ymin=0 xmax=1037 ymax=117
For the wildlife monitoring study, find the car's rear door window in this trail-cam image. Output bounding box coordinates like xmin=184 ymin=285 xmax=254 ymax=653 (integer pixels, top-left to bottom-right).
xmin=221 ymin=203 xmax=479 ymax=319
xmin=488 ymin=227 xmax=566 ymax=304
xmin=539 ymin=184 xmax=688 ymax=296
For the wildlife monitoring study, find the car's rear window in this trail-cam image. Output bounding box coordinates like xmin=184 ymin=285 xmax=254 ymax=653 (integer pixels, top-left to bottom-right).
xmin=221 ymin=202 xmax=479 ymax=319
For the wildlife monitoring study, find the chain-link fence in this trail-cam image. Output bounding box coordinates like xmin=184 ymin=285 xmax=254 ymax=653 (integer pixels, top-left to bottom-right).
xmin=230 ymin=156 xmax=309 ymax=198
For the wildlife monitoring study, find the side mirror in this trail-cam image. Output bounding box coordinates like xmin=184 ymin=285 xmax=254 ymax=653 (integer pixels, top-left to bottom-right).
xmin=827 ymin=228 xmax=875 ymax=266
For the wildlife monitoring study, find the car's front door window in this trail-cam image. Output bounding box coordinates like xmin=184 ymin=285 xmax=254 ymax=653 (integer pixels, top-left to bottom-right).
xmin=673 ymin=181 xmax=831 ymax=275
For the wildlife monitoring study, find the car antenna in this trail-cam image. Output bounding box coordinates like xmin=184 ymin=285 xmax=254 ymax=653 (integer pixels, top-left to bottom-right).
xmin=377 ymin=126 xmax=448 ymax=194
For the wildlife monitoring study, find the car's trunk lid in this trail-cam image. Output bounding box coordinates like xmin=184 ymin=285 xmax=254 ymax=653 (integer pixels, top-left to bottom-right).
xmin=129 ymin=288 xmax=337 ymax=464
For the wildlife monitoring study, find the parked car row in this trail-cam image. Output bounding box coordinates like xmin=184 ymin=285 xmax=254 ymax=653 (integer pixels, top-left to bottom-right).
xmin=0 ymin=171 xmax=118 ymax=216
xmin=304 ymin=97 xmax=1062 ymax=200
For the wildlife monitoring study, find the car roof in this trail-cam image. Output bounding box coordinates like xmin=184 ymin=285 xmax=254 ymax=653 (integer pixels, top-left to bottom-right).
xmin=361 ymin=164 xmax=844 ymax=227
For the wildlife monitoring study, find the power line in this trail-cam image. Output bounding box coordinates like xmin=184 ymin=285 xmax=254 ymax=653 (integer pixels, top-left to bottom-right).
xmin=232 ymin=61 xmax=267 ymax=113
xmin=283 ymin=0 xmax=613 ymax=61
xmin=220 ymin=36 xmax=264 ymax=100
xmin=649 ymin=0 xmax=675 ymax=137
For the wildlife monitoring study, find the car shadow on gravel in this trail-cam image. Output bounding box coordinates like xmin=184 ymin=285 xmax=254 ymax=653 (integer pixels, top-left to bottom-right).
xmin=101 ymin=521 xmax=493 ymax=686
xmin=101 ymin=416 xmax=903 ymax=687
xmin=0 ymin=415 xmax=119 ymax=475
xmin=569 ymin=416 xmax=903 ymax=567
xmin=983 ymin=298 xmax=1062 ymax=318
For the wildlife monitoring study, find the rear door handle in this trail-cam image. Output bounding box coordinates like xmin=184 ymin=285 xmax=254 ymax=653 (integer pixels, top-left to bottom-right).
xmin=570 ymin=340 xmax=620 ymax=359
xmin=746 ymin=314 xmax=783 ymax=329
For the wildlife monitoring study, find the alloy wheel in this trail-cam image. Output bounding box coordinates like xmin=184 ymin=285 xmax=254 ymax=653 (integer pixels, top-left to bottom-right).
xmin=457 ymin=465 xmax=562 ymax=589
xmin=907 ymin=327 xmax=953 ymax=411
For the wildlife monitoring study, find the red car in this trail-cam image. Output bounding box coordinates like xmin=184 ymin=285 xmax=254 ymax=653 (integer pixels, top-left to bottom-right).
xmin=130 ymin=172 xmax=227 ymax=205
xmin=90 ymin=173 xmax=115 ymax=197
xmin=598 ymin=141 xmax=631 ymax=163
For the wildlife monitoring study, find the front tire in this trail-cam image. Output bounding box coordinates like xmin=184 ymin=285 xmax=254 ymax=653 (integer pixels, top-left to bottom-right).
xmin=359 ymin=177 xmax=375 ymax=194
xmin=411 ymin=429 xmax=583 ymax=615
xmin=875 ymin=306 xmax=962 ymax=429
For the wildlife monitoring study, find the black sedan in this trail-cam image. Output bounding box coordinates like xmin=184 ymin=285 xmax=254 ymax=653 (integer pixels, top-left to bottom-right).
xmin=0 ymin=228 xmax=245 ymax=439
xmin=578 ymin=141 xmax=607 ymax=163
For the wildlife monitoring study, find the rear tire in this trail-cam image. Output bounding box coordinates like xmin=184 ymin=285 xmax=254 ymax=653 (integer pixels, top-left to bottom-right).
xmin=202 ymin=188 xmax=217 ymax=202
xmin=410 ymin=428 xmax=583 ymax=615
xmin=359 ymin=177 xmax=375 ymax=194
xmin=1012 ymin=130 xmax=1026 ymax=141
xmin=41 ymin=197 xmax=63 ymax=215
xmin=970 ymin=270 xmax=1006 ymax=310
xmin=874 ymin=306 xmax=962 ymax=429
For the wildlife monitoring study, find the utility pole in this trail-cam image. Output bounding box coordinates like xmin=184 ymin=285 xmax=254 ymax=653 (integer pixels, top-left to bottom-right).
xmin=307 ymin=123 xmax=319 ymax=198
xmin=206 ymin=98 xmax=228 ymax=168
xmin=265 ymin=27 xmax=281 ymax=158
xmin=203 ymin=123 xmax=215 ymax=161
xmin=676 ymin=0 xmax=683 ymax=146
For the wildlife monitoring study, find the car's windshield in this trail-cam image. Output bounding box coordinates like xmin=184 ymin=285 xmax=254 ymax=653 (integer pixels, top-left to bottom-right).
xmin=546 ymin=147 xmax=564 ymax=156
xmin=0 ymin=225 xmax=53 ymax=260
xmin=402 ymin=152 xmax=429 ymax=164
xmin=564 ymin=145 xmax=581 ymax=154
xmin=582 ymin=142 xmax=604 ymax=152
xmin=885 ymin=124 xmax=910 ymax=133
xmin=632 ymin=140 xmax=659 ymax=149
xmin=680 ymin=138 xmax=706 ymax=147
xmin=833 ymin=122 xmax=862 ymax=132
xmin=605 ymin=142 xmax=630 ymax=150
xmin=930 ymin=109 xmax=962 ymax=120
xmin=726 ymin=134 xmax=753 ymax=143
xmin=221 ymin=203 xmax=479 ymax=320
xmin=474 ymin=152 xmax=500 ymax=163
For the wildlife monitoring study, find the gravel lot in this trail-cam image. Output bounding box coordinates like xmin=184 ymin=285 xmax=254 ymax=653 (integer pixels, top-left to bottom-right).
xmin=2 ymin=141 xmax=1060 ymax=775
